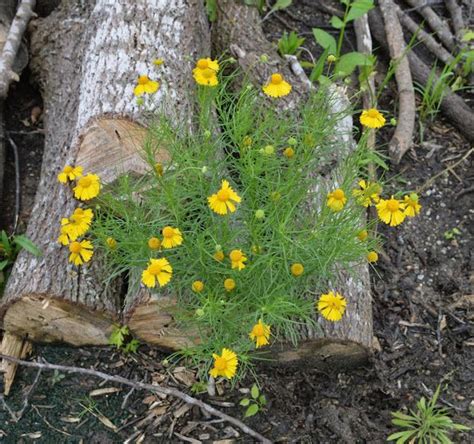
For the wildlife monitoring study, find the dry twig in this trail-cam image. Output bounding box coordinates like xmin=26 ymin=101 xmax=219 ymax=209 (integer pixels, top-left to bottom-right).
xmin=0 ymin=0 xmax=36 ymax=98
xmin=0 ymin=353 xmax=272 ymax=444
xmin=379 ymin=0 xmax=416 ymax=164
xmin=445 ymin=0 xmax=465 ymax=42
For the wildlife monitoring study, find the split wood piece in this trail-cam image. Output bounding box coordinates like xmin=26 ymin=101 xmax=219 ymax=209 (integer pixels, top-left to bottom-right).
xmin=0 ymin=0 xmax=35 ymax=98
xmin=0 ymin=0 xmax=210 ymax=390
xmin=0 ymin=332 xmax=31 ymax=395
xmin=379 ymin=0 xmax=416 ymax=164
xmin=396 ymin=6 xmax=454 ymax=66
xmin=404 ymin=0 xmax=456 ymax=52
xmin=368 ymin=9 xmax=474 ymax=143
xmin=445 ymin=0 xmax=465 ymax=42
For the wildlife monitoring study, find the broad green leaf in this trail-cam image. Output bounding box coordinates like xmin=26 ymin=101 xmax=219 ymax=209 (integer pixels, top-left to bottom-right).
xmin=251 ymin=384 xmax=260 ymax=399
xmin=334 ymin=51 xmax=372 ymax=77
xmin=244 ymin=404 xmax=259 ymax=418
xmin=312 ymin=28 xmax=337 ymax=55
xmin=13 ymin=235 xmax=42 ymax=257
xmin=346 ymin=0 xmax=374 ymax=22
xmin=330 ymin=16 xmax=344 ymax=29
xmin=271 ymin=0 xmax=292 ymax=12
xmin=461 ymin=30 xmax=474 ymax=42
xmin=259 ymin=395 xmax=267 ymax=406
xmin=240 ymin=398 xmax=250 ymax=406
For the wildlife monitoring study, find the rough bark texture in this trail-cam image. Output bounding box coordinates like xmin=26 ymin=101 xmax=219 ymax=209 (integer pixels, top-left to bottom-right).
xmin=380 ymin=0 xmax=416 ymax=164
xmin=368 ymin=8 xmax=474 ymax=144
xmin=1 ymin=0 xmax=210 ymax=347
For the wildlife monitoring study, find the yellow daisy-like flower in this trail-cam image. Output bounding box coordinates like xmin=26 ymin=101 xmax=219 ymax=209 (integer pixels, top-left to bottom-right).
xmin=291 ymin=263 xmax=304 ymax=277
xmin=376 ymin=196 xmax=406 ymax=227
xmin=360 ymin=108 xmax=386 ymax=129
xmin=327 ymin=188 xmax=347 ymax=212
xmin=148 ymin=237 xmax=161 ymax=250
xmin=141 ymin=258 xmax=173 ymax=288
xmin=224 ymin=278 xmax=236 ymax=292
xmin=161 ymin=226 xmax=183 ymax=249
xmin=357 ymin=229 xmax=368 ymax=241
xmin=367 ymin=251 xmax=379 ymax=263
xmin=134 ymin=75 xmax=160 ymax=97
xmin=283 ymin=147 xmax=295 ymax=159
xmin=193 ymin=58 xmax=219 ymax=86
xmin=63 ymin=208 xmax=94 ymax=239
xmin=262 ymin=73 xmax=292 ymax=98
xmin=57 ymin=224 xmax=73 ymax=245
xmin=229 ymin=249 xmax=247 ymax=270
xmin=208 ymin=180 xmax=241 ymax=215
xmin=352 ymin=180 xmax=382 ymax=207
xmin=58 ymin=165 xmax=83 ymax=183
xmin=106 ymin=237 xmax=117 ymax=249
xmin=214 ymin=250 xmax=225 ymax=262
xmin=73 ymin=174 xmax=100 ymax=201
xmin=249 ymin=319 xmax=271 ymax=348
xmin=317 ymin=291 xmax=347 ymax=322
xmin=68 ymin=240 xmax=94 ymax=266
xmin=192 ymin=280 xmax=204 ymax=293
xmin=403 ymin=194 xmax=422 ymax=217
xmin=209 ymin=348 xmax=238 ymax=380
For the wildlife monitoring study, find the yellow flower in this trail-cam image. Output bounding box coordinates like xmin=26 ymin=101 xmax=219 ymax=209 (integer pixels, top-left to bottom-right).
xmin=153 ymin=58 xmax=164 ymax=66
xmin=161 ymin=226 xmax=183 ymax=249
xmin=367 ymin=251 xmax=379 ymax=263
xmin=141 ymin=258 xmax=173 ymax=288
xmin=224 ymin=278 xmax=236 ymax=292
xmin=58 ymin=165 xmax=82 ymax=183
xmin=360 ymin=108 xmax=385 ymax=129
xmin=327 ymin=54 xmax=337 ymax=63
xmin=209 ymin=348 xmax=238 ymax=379
xmin=242 ymin=135 xmax=252 ymax=147
xmin=376 ymin=196 xmax=406 ymax=227
xmin=283 ymin=147 xmax=295 ymax=159
xmin=192 ymin=280 xmax=204 ymax=293
xmin=57 ymin=224 xmax=73 ymax=245
xmin=208 ymin=180 xmax=241 ymax=215
xmin=193 ymin=58 xmax=219 ymax=86
xmin=249 ymin=319 xmax=271 ymax=348
xmin=148 ymin=237 xmax=161 ymax=250
xmin=68 ymin=240 xmax=94 ymax=266
xmin=317 ymin=291 xmax=347 ymax=322
xmin=327 ymin=188 xmax=347 ymax=212
xmin=106 ymin=237 xmax=117 ymax=249
xmin=214 ymin=250 xmax=225 ymax=262
xmin=403 ymin=194 xmax=421 ymax=217
xmin=262 ymin=73 xmax=292 ymax=98
xmin=134 ymin=75 xmax=160 ymax=97
xmin=62 ymin=208 xmax=94 ymax=239
xmin=155 ymin=163 xmax=164 ymax=176
xmin=291 ymin=263 xmax=304 ymax=277
xmin=73 ymin=174 xmax=100 ymax=201
xmin=357 ymin=229 xmax=368 ymax=241
xmin=352 ymin=180 xmax=382 ymax=207
xmin=229 ymin=249 xmax=247 ymax=270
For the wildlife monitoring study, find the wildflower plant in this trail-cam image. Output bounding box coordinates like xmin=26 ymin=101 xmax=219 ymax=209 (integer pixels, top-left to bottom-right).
xmin=77 ymin=61 xmax=419 ymax=382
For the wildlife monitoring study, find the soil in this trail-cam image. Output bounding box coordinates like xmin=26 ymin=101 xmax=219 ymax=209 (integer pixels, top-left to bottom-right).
xmin=1 ymin=1 xmax=473 ymax=443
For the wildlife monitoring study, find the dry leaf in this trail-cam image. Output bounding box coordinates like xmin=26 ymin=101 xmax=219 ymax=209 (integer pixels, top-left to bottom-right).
xmin=21 ymin=432 xmax=42 ymax=439
xmin=173 ymin=403 xmax=192 ymax=419
xmin=89 ymin=387 xmax=121 ymax=397
xmin=60 ymin=417 xmax=81 ymax=423
xmin=173 ymin=367 xmax=196 ymax=387
xmin=30 ymin=106 xmax=42 ymax=124
xmin=142 ymin=394 xmax=157 ymax=405
xmin=97 ymin=413 xmax=117 ymax=431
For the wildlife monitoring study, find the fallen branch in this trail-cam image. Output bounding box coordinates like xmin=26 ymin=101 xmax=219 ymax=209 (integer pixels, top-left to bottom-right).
xmin=379 ymin=0 xmax=416 ymax=164
xmin=396 ymin=7 xmax=454 ymax=65
xmin=445 ymin=0 xmax=465 ymax=42
xmin=405 ymin=0 xmax=456 ymax=51
xmin=0 ymin=353 xmax=272 ymax=444
xmin=0 ymin=0 xmax=36 ymax=98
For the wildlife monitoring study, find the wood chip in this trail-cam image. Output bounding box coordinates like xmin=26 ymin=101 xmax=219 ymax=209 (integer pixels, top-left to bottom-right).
xmin=174 ymin=403 xmax=192 ymax=419
xmin=174 ymin=432 xmax=202 ymax=444
xmin=173 ymin=367 xmax=196 ymax=387
xmin=89 ymin=387 xmax=121 ymax=397
xmin=142 ymin=394 xmax=157 ymax=405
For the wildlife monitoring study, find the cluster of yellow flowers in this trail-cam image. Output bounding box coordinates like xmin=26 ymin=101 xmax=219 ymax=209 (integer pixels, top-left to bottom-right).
xmin=57 ymin=165 xmax=101 ymax=265
xmin=326 ymin=178 xmax=421 ymax=265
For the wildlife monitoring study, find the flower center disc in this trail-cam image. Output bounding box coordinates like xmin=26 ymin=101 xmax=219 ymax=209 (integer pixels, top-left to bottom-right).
xmin=78 ymin=177 xmax=92 ymax=188
xmin=64 ymin=166 xmax=73 ymax=173
xmin=138 ymin=75 xmax=149 ymax=85
xmin=271 ymin=74 xmax=283 ymax=84
xmin=217 ymin=189 xmax=230 ymax=201
xmin=70 ymin=242 xmax=82 ymax=253
xmin=387 ymin=200 xmax=399 ymax=211
xmin=333 ymin=189 xmax=344 ymax=200
xmin=230 ymin=251 xmax=242 ymax=261
xmin=254 ymin=325 xmax=264 ymax=336
xmin=163 ymin=227 xmax=174 ymax=238
xmin=367 ymin=109 xmax=379 ymax=118
xmin=149 ymin=263 xmax=163 ymax=275
xmin=214 ymin=357 xmax=227 ymax=371
xmin=197 ymin=59 xmax=209 ymax=69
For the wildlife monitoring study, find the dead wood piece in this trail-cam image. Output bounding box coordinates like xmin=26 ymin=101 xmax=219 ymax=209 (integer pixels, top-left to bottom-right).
xmin=379 ymin=0 xmax=416 ymax=164
xmin=396 ymin=7 xmax=454 ymax=66
xmin=405 ymin=0 xmax=456 ymax=51
xmin=368 ymin=9 xmax=474 ymax=143
xmin=445 ymin=0 xmax=465 ymax=42
xmin=0 ymin=0 xmax=35 ymax=98
xmin=0 ymin=353 xmax=272 ymax=444
xmin=0 ymin=332 xmax=31 ymax=395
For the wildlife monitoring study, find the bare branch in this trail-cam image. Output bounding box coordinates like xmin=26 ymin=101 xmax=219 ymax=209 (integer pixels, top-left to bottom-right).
xmin=0 ymin=353 xmax=272 ymax=444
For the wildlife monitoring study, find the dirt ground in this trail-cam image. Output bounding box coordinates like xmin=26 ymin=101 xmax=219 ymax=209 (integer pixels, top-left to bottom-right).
xmin=1 ymin=2 xmax=473 ymax=443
